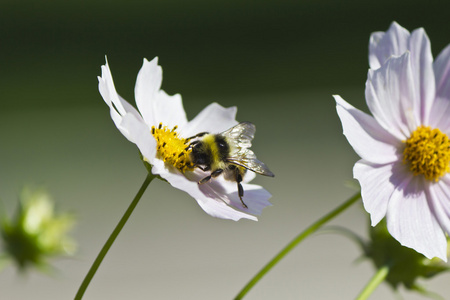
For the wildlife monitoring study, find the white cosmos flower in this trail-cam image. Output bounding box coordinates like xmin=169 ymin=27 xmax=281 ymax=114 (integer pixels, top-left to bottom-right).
xmin=98 ymin=57 xmax=272 ymax=221
xmin=335 ymin=22 xmax=450 ymax=260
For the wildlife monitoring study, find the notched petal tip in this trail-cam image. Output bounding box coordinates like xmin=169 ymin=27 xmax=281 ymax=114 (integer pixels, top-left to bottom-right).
xmin=143 ymin=56 xmax=159 ymax=65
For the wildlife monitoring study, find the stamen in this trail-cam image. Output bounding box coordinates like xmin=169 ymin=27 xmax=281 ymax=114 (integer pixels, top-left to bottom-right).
xmin=403 ymin=126 xmax=450 ymax=181
xmin=151 ymin=124 xmax=193 ymax=172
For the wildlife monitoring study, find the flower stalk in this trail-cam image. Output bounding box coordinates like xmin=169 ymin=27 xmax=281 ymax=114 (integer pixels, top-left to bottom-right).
xmin=356 ymin=265 xmax=390 ymax=300
xmin=234 ymin=192 xmax=360 ymax=299
xmin=75 ymin=173 xmax=155 ymax=300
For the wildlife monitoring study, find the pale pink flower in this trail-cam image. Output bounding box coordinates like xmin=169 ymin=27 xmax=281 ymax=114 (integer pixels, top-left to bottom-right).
xmin=335 ymin=22 xmax=450 ymax=260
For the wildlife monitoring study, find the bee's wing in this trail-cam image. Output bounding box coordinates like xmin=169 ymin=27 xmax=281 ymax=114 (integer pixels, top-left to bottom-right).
xmin=228 ymin=154 xmax=275 ymax=177
xmin=220 ymin=121 xmax=256 ymax=149
xmin=222 ymin=122 xmax=274 ymax=177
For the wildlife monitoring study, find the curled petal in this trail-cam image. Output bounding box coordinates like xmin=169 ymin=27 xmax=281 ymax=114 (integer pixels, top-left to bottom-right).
xmin=98 ymin=59 xmax=127 ymax=117
xmin=335 ymin=95 xmax=400 ymax=164
xmin=369 ymin=23 xmax=435 ymax=125
xmin=386 ymin=176 xmax=447 ymax=260
xmin=365 ymin=53 xmax=418 ymax=139
xmin=369 ymin=22 xmax=410 ymax=69
xmin=98 ymin=58 xmax=145 ymax=142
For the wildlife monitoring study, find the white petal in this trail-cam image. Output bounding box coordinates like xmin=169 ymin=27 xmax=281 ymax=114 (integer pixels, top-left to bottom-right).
xmin=428 ymin=181 xmax=450 ymax=243
xmin=134 ymin=58 xmax=188 ymax=128
xmin=242 ymin=170 xmax=256 ymax=183
xmin=430 ymin=95 xmax=450 ymax=134
xmin=98 ymin=58 xmax=146 ymax=142
xmin=368 ymin=32 xmax=385 ymax=69
xmin=195 ymin=195 xmax=258 ymax=221
xmin=439 ymin=175 xmax=450 ymax=203
xmin=386 ymin=175 xmax=447 ymax=260
xmin=238 ymin=183 xmax=272 ymax=215
xmin=152 ymin=160 xmax=258 ymax=221
xmin=98 ymin=60 xmax=142 ymax=119
xmin=153 ymin=91 xmax=188 ymax=128
xmin=368 ymin=24 xmax=435 ymax=126
xmin=434 ymin=44 xmax=450 ymax=99
xmin=120 ymin=113 xmax=156 ymax=160
xmin=353 ymin=160 xmax=403 ymax=225
xmin=334 ymin=95 xmax=400 ymax=164
xmin=194 ymin=175 xmax=272 ymax=216
xmin=182 ymin=103 xmax=238 ymax=137
xmin=430 ymin=45 xmax=450 ymax=130
xmin=369 ymin=22 xmax=410 ymax=69
xmin=407 ymin=28 xmax=435 ymax=125
xmin=134 ymin=57 xmax=162 ymax=123
xmin=98 ymin=58 xmax=126 ymax=116
xmin=365 ymin=53 xmax=418 ymax=139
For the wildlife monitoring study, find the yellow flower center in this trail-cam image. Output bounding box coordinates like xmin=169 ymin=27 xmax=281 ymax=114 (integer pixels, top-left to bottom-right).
xmin=151 ymin=123 xmax=193 ymax=172
xmin=403 ymin=126 xmax=450 ymax=181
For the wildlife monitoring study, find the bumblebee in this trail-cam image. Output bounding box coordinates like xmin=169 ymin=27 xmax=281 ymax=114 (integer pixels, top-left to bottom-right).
xmin=187 ymin=121 xmax=274 ymax=208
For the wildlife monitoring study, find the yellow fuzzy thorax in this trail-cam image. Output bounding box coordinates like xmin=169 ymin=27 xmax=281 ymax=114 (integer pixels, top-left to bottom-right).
xmin=151 ymin=123 xmax=193 ymax=172
xmin=202 ymin=134 xmax=227 ymax=170
xmin=403 ymin=125 xmax=450 ymax=181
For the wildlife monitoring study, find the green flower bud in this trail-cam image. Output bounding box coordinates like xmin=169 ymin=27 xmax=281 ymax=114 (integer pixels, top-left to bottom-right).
xmin=1 ymin=187 xmax=76 ymax=271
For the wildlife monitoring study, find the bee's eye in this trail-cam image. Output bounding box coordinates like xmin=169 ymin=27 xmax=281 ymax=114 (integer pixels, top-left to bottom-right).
xmin=218 ymin=141 xmax=227 ymax=150
xmin=215 ymin=136 xmax=229 ymax=155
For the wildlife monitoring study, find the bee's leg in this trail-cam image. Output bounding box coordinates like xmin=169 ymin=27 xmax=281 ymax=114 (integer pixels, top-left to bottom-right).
xmin=199 ymin=169 xmax=223 ymax=184
xmin=186 ymin=132 xmax=209 ymax=142
xmin=185 ymin=140 xmax=197 ymax=149
xmin=235 ymin=169 xmax=248 ymax=209
xmin=196 ymin=165 xmax=210 ymax=172
xmin=198 ymin=175 xmax=211 ymax=184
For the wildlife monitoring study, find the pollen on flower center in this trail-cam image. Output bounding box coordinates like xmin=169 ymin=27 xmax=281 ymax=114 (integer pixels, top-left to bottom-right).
xmin=403 ymin=126 xmax=450 ymax=181
xmin=151 ymin=123 xmax=193 ymax=172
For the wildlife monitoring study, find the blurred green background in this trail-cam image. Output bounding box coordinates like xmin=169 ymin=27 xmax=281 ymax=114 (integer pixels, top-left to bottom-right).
xmin=1 ymin=1 xmax=450 ymax=299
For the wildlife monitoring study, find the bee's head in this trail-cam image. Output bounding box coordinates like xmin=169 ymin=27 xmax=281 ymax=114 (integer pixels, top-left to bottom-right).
xmin=189 ymin=139 xmax=211 ymax=166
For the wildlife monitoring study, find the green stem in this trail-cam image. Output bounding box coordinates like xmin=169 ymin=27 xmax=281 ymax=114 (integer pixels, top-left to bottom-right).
xmin=75 ymin=173 xmax=155 ymax=300
xmin=355 ymin=265 xmax=389 ymax=300
xmin=234 ymin=192 xmax=361 ymax=300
